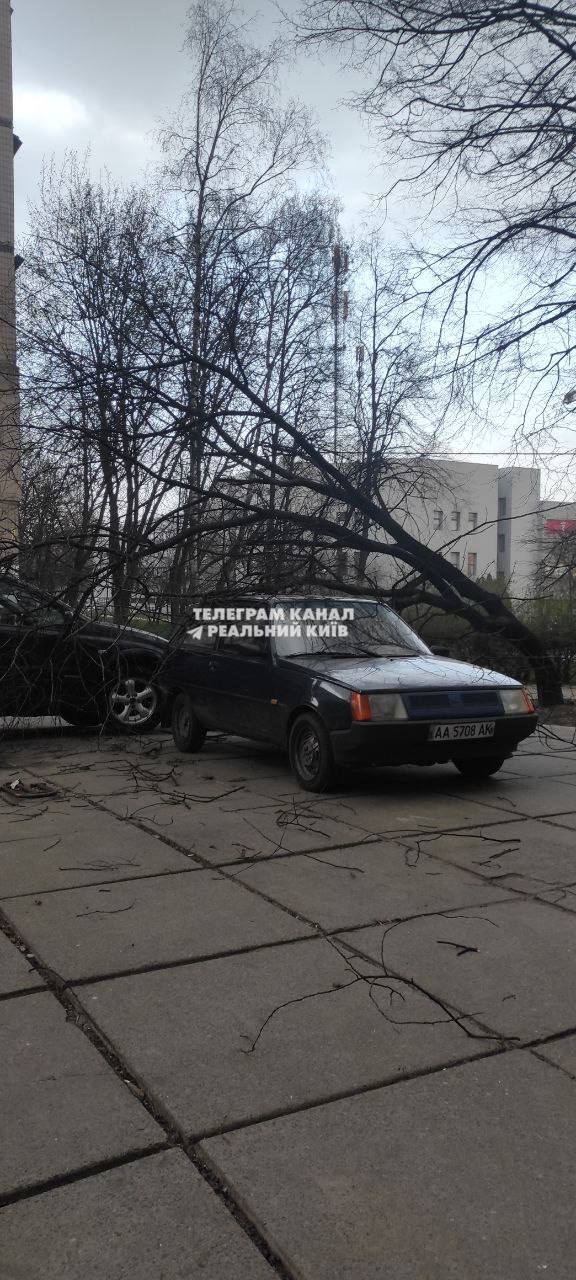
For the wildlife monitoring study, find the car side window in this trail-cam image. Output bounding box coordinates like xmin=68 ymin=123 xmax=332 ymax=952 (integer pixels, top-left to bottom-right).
xmin=219 ymin=634 xmax=270 ymax=660
xmin=0 ymin=587 xmax=65 ymax=627
xmin=177 ymin=625 xmax=217 ymax=653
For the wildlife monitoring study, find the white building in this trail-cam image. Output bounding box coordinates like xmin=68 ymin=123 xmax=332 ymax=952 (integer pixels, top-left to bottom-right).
xmin=370 ymin=460 xmax=542 ymax=599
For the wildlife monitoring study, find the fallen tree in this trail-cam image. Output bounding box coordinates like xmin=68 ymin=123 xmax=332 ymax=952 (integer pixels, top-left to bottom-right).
xmin=127 ymin=342 xmax=565 ymax=705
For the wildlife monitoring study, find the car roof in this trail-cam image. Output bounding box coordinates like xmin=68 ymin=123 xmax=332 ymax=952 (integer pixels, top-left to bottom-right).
xmin=212 ymin=594 xmax=381 ymax=606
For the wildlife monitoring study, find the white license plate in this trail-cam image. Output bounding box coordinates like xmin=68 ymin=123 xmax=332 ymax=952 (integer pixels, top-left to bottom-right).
xmin=428 ymin=721 xmax=495 ymax=742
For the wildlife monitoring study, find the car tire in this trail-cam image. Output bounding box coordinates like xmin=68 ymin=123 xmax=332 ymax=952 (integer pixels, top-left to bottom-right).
xmin=105 ymin=668 xmax=162 ymax=733
xmin=289 ymin=711 xmax=337 ymax=792
xmin=171 ymin=692 xmax=207 ymax=752
xmin=453 ymin=755 xmax=506 ymax=779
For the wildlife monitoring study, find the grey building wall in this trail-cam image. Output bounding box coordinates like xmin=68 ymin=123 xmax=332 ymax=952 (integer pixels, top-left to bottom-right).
xmin=496 ymin=468 xmax=541 ymax=600
xmin=368 ymin=461 xmax=542 ymax=599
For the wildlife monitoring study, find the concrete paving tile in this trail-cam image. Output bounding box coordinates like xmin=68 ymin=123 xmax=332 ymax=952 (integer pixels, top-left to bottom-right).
xmin=0 ymin=993 xmax=163 ymax=1196
xmin=31 ymin=754 xmax=263 ymax=803
xmin=539 ymin=811 xmax=576 ymax=833
xmin=76 ymin=937 xmax=485 ymax=1136
xmin=444 ymin=774 xmax=576 ymax=820
xmin=547 ymin=771 xmax=576 ymax=789
xmin=0 ymin=929 xmax=43 ymax=995
xmin=339 ymin=897 xmax=576 ymax=1039
xmin=501 ymin=753 xmax=576 ymax=779
xmin=172 ymin=749 xmax=290 ymax=784
xmin=2 ymin=870 xmax=309 ymax=980
xmin=99 ymin=789 xmax=373 ymax=863
xmin=395 ymin=817 xmax=576 ymax=903
xmin=202 ymin=1052 xmax=576 ymax=1280
xmin=536 ymin=1034 xmax=576 ymax=1080
xmin=247 ymin=769 xmax=525 ymax=834
xmin=537 ymin=725 xmax=576 ymax=745
xmin=239 ymin=840 xmax=510 ymax=932
xmin=282 ymin=786 xmax=520 ymax=838
xmin=0 ymin=802 xmax=194 ymax=896
xmin=0 ymin=1149 xmax=275 ymax=1279
xmin=8 ymin=742 xmax=141 ymax=772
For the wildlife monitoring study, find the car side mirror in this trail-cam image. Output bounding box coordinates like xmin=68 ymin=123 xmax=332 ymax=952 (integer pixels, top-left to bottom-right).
xmin=430 ymin=644 xmax=450 ymax=657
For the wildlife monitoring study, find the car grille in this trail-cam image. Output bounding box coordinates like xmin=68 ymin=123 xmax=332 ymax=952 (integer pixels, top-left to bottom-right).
xmin=403 ymin=690 xmax=503 ymax=719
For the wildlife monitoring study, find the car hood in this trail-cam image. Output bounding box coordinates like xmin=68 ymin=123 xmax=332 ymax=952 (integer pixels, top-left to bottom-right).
xmin=283 ymin=652 xmax=521 ymax=692
xmin=74 ymin=619 xmax=168 ymax=648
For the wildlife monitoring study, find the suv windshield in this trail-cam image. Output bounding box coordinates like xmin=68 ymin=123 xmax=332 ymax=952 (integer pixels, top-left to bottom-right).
xmin=273 ymin=598 xmax=430 ymax=659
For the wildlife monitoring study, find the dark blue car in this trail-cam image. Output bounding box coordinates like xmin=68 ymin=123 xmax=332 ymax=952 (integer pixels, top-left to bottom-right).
xmin=165 ymin=596 xmax=537 ymax=791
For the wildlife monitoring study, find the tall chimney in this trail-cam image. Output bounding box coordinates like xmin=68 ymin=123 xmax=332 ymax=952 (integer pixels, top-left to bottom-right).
xmin=0 ymin=0 xmax=21 ymax=551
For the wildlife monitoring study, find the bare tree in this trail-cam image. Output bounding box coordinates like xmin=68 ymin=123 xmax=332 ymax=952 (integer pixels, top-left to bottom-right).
xmin=19 ymin=161 xmax=186 ymax=621
xmin=130 ymin=327 xmax=564 ymax=702
xmin=336 ymin=234 xmax=443 ymax=581
xmin=296 ymin=1 xmax=576 ymax=428
xmin=154 ymin=0 xmax=324 ymax=611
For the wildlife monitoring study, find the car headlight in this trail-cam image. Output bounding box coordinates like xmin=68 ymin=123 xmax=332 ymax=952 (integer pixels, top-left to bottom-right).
xmin=351 ymin=692 xmax=407 ymax=722
xmin=500 ymin=688 xmax=535 ymax=715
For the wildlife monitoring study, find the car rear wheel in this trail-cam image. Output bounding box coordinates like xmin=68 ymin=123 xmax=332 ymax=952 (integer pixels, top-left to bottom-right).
xmin=107 ymin=671 xmax=162 ymax=733
xmin=171 ymin=693 xmax=207 ymax=753
xmin=289 ymin=712 xmax=336 ymax=792
xmin=453 ymin=755 xmax=506 ymax=779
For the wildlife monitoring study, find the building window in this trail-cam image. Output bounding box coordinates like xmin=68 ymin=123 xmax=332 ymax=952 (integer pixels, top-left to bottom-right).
xmin=449 ymin=552 xmax=460 ymax=568
xmin=433 ymin=509 xmax=444 ymax=530
xmin=450 ymin=510 xmax=461 ymax=531
xmin=468 ymin=512 xmax=478 ymax=528
xmin=498 ymin=533 xmax=506 ymax=553
xmin=467 ymin=551 xmax=478 ymax=578
xmin=498 ymin=497 xmax=507 ymax=519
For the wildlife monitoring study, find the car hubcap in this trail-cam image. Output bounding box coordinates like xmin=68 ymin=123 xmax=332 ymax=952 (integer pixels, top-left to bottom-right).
xmin=296 ymin=727 xmax=320 ymax=780
xmin=110 ymin=677 xmax=157 ymax=727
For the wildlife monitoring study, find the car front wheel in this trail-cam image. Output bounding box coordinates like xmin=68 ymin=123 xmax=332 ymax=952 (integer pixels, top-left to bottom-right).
xmin=107 ymin=672 xmax=162 ymax=733
xmin=289 ymin=712 xmax=336 ymax=792
xmin=171 ymin=692 xmax=207 ymax=752
xmin=453 ymin=755 xmax=506 ymax=779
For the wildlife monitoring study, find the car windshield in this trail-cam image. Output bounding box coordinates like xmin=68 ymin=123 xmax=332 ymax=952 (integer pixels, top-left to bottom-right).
xmin=273 ymin=599 xmax=430 ymax=659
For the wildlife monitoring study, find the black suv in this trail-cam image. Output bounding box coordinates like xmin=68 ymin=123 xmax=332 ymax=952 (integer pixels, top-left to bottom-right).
xmin=0 ymin=577 xmax=168 ymax=731
xmin=165 ymin=595 xmax=537 ymax=790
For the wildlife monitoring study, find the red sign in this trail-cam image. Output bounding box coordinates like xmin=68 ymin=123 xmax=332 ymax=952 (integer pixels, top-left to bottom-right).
xmin=545 ymin=519 xmax=576 ymax=535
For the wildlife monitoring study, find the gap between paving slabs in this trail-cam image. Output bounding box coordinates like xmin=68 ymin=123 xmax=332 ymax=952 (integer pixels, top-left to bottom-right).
xmin=9 ymin=768 xmax=576 ymax=1090
xmin=0 ymin=913 xmax=299 ymax=1280
xmin=4 ymin=900 xmax=576 ymax=1155
xmin=5 ymin=758 xmax=545 ymax=1004
xmin=3 ymin=749 xmax=576 ymax=1275
xmin=11 ymin=754 xmax=576 ymax=1001
xmin=17 ymin=756 xmax=543 ymax=880
xmin=0 ymin=768 xmax=529 ymax=1120
xmin=11 ymin=755 xmax=576 ymax=1024
xmin=0 ymin=773 xmax=517 ymax=1145
xmin=5 ymin=747 xmax=576 ymax=1131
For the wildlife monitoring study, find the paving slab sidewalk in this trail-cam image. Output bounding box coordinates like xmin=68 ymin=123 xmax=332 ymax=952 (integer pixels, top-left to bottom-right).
xmin=0 ymin=1150 xmax=276 ymax=1280
xmin=202 ymin=1052 xmax=576 ymax=1280
xmin=2 ymin=726 xmax=576 ymax=1279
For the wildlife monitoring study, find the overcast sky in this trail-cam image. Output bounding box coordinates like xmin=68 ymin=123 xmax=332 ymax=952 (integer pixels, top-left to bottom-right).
xmin=12 ymin=0 xmax=383 ymax=234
